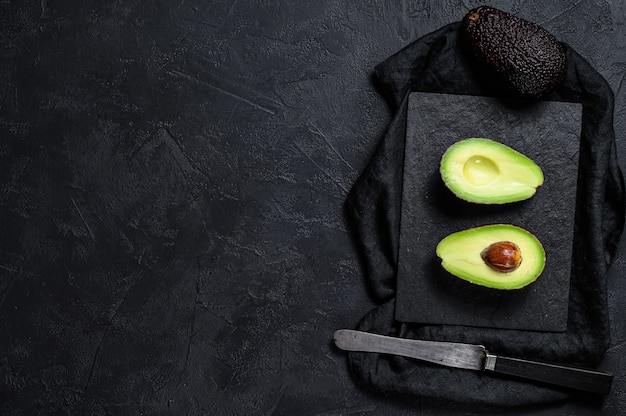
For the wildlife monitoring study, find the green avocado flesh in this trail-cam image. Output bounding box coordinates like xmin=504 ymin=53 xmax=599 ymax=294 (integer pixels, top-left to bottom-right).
xmin=436 ymin=224 xmax=546 ymax=290
xmin=440 ymin=138 xmax=543 ymax=204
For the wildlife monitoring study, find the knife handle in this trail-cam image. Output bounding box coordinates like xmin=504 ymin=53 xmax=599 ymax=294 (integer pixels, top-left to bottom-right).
xmin=484 ymin=353 xmax=613 ymax=395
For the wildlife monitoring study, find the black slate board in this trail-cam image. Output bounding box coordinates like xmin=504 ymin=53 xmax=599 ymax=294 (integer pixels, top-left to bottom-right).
xmin=395 ymin=92 xmax=582 ymax=332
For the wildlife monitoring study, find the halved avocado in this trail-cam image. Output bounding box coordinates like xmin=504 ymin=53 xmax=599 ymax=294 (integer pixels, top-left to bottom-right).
xmin=436 ymin=224 xmax=546 ymax=290
xmin=440 ymin=138 xmax=543 ymax=204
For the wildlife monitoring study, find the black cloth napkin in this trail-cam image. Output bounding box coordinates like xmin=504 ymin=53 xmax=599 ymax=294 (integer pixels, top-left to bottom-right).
xmin=344 ymin=21 xmax=625 ymax=406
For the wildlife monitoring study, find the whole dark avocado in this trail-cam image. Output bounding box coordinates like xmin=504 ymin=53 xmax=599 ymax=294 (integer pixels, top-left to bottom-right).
xmin=462 ymin=6 xmax=567 ymax=97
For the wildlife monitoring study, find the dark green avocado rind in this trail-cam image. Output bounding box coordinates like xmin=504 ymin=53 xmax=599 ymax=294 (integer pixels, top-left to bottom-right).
xmin=462 ymin=6 xmax=567 ymax=97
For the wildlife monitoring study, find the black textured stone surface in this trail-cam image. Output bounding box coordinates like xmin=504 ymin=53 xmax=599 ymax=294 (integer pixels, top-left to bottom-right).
xmin=396 ymin=92 xmax=580 ymax=331
xmin=1 ymin=1 xmax=625 ymax=415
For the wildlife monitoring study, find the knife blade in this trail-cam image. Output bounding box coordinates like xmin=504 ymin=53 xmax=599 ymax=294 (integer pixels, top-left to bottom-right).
xmin=334 ymin=329 xmax=613 ymax=395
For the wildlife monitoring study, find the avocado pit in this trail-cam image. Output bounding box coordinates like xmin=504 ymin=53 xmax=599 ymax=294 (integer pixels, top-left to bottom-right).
xmin=481 ymin=241 xmax=522 ymax=272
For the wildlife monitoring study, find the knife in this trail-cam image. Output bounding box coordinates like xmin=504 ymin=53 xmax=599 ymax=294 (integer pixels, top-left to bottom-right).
xmin=334 ymin=329 xmax=613 ymax=395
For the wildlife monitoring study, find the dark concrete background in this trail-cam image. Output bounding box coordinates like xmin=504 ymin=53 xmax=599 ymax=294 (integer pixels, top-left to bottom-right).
xmin=1 ymin=1 xmax=624 ymax=414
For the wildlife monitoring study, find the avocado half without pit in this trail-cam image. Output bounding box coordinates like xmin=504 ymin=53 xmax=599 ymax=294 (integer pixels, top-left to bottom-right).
xmin=436 ymin=224 xmax=546 ymax=290
xmin=440 ymin=138 xmax=543 ymax=204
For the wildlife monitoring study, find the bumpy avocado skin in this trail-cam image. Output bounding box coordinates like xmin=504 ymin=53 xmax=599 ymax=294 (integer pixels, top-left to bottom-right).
xmin=462 ymin=6 xmax=567 ymax=97
xmin=436 ymin=224 xmax=546 ymax=290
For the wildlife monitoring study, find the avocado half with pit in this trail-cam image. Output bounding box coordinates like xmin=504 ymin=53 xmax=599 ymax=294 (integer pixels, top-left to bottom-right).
xmin=440 ymin=138 xmax=543 ymax=204
xmin=436 ymin=224 xmax=546 ymax=290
